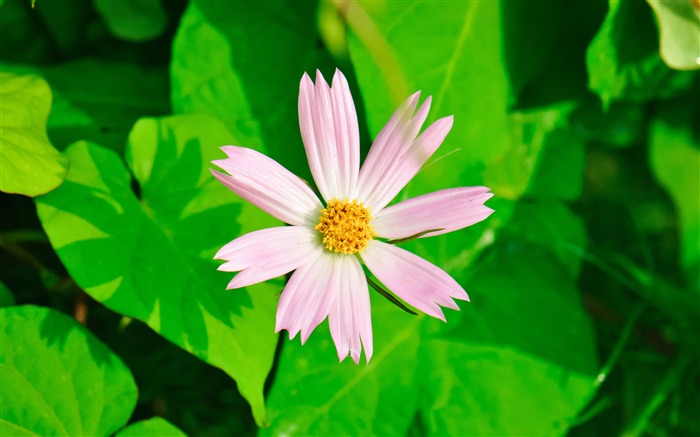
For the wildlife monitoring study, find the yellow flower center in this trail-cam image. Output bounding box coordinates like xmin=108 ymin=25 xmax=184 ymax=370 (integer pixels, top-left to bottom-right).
xmin=315 ymin=199 xmax=374 ymax=255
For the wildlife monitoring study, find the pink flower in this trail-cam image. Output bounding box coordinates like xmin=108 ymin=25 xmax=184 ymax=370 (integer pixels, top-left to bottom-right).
xmin=212 ymin=69 xmax=493 ymax=364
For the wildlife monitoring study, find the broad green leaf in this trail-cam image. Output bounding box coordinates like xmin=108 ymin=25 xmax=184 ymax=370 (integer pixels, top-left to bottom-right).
xmin=586 ymin=0 xmax=695 ymax=106
xmin=646 ymin=0 xmax=700 ymax=70
xmin=35 ymin=115 xmax=279 ymax=425
xmin=0 ymin=73 xmax=68 ymax=197
xmin=0 ymin=281 xmax=15 ymax=307
xmin=458 ymin=242 xmax=597 ymax=375
xmin=1 ymin=60 xmax=171 ymax=153
xmin=116 ymin=417 xmax=186 ymax=437
xmin=347 ymin=0 xmax=573 ymax=217
xmin=263 ymin=298 xmax=422 ymax=436
xmin=348 ymin=0 xmax=510 ymax=193
xmin=650 ymin=100 xmax=700 ymax=288
xmin=94 ymin=0 xmax=167 ymax=42
xmin=265 ymin=240 xmax=597 ymax=434
xmin=171 ymin=0 xmax=332 ymax=179
xmin=420 ymin=341 xmax=594 ymax=436
xmin=0 ymin=305 xmax=137 ymax=436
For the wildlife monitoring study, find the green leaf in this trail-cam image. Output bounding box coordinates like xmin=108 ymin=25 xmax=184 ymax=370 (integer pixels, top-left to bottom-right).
xmin=35 ymin=115 xmax=279 ymax=425
xmin=458 ymin=242 xmax=597 ymax=375
xmin=420 ymin=341 xmax=594 ymax=436
xmin=1 ymin=60 xmax=171 ymax=153
xmin=263 ymin=298 xmax=422 ymax=436
xmin=586 ymin=0 xmax=695 ymax=106
xmin=503 ymin=199 xmax=588 ymax=277
xmin=116 ymin=417 xmax=186 ymax=437
xmin=348 ymin=0 xmax=511 ymax=193
xmin=0 ymin=281 xmax=15 ymax=307
xmin=171 ymin=0 xmax=332 ymax=179
xmin=649 ymin=100 xmax=700 ymax=288
xmin=347 ymin=1 xmax=578 ymax=215
xmin=264 ymin=241 xmax=597 ymax=435
xmin=0 ymin=73 xmax=68 ymax=197
xmin=0 ymin=305 xmax=137 ymax=436
xmin=94 ymin=0 xmax=167 ymax=42
xmin=646 ymin=0 xmax=700 ymax=71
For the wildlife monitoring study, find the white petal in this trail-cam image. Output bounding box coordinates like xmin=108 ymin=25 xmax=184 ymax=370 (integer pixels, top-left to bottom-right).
xmin=211 ymin=146 xmax=322 ymax=226
xmin=218 ymin=226 xmax=321 ymax=289
xmin=360 ymin=240 xmax=468 ymax=321
xmin=328 ymin=255 xmax=373 ymax=364
xmin=373 ymin=187 xmax=494 ymax=239
xmin=298 ymin=69 xmax=360 ymax=200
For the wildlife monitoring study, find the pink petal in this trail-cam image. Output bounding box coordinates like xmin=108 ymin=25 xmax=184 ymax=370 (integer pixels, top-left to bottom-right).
xmin=328 ymin=254 xmax=373 ymax=364
xmin=217 ymin=226 xmax=321 ymax=289
xmin=360 ymin=240 xmax=468 ymax=322
xmin=355 ymin=92 xmax=420 ymax=204
xmin=211 ymin=146 xmax=322 ymax=226
xmin=373 ymin=187 xmax=494 ymax=240
xmin=275 ymin=249 xmax=335 ymax=343
xmin=357 ymin=94 xmax=454 ymax=211
xmin=364 ymin=115 xmax=453 ymax=211
xmin=298 ymin=69 xmax=360 ymax=200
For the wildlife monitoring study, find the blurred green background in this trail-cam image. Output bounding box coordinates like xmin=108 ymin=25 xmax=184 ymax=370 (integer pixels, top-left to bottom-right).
xmin=1 ymin=0 xmax=698 ymax=436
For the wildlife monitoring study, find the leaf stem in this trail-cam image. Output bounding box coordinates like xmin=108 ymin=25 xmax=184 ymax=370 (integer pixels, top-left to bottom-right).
xmin=386 ymin=228 xmax=444 ymax=245
xmin=366 ymin=275 xmax=417 ymax=315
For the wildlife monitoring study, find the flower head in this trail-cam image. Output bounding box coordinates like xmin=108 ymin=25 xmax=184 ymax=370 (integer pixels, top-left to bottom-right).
xmin=212 ymin=69 xmax=493 ymax=364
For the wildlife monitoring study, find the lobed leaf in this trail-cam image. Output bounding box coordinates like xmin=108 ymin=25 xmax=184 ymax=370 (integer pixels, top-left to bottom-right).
xmin=35 ymin=114 xmax=279 ymax=425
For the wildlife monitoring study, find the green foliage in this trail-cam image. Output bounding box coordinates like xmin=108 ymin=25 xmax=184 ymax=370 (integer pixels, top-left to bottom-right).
xmin=0 ymin=305 xmax=137 ymax=436
xmin=171 ymin=0 xmax=333 ymax=179
xmin=1 ymin=60 xmax=170 ymax=153
xmin=94 ymin=0 xmax=167 ymax=42
xmin=646 ymin=0 xmax=700 ymax=70
xmin=35 ymin=115 xmax=278 ymax=425
xmin=0 ymin=281 xmax=15 ymax=307
xmin=650 ymin=100 xmax=700 ymax=288
xmin=586 ymin=0 xmax=695 ymax=106
xmin=349 ymin=0 xmax=510 ymax=192
xmin=259 ymin=3 xmax=598 ymax=435
xmin=0 ymin=73 xmax=68 ymax=197
xmin=1 ymin=0 xmax=698 ymax=435
xmin=116 ymin=417 xmax=186 ymax=437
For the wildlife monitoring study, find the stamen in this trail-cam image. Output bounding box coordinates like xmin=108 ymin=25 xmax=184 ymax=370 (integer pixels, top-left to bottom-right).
xmin=315 ymin=199 xmax=374 ymax=255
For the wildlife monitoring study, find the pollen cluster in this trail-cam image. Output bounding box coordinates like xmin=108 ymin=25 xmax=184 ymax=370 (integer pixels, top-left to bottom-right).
xmin=315 ymin=199 xmax=374 ymax=255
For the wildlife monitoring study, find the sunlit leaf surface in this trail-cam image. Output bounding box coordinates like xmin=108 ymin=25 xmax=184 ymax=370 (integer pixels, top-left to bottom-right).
xmin=646 ymin=0 xmax=700 ymax=70
xmin=116 ymin=417 xmax=186 ymax=437
xmin=0 ymin=73 xmax=68 ymax=197
xmin=0 ymin=305 xmax=137 ymax=436
xmin=35 ymin=115 xmax=278 ymax=425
